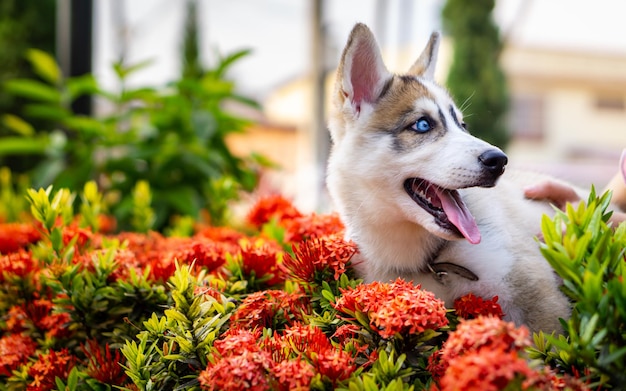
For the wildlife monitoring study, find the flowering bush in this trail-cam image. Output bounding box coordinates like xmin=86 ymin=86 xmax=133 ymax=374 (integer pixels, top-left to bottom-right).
xmin=0 ymin=183 xmax=621 ymax=390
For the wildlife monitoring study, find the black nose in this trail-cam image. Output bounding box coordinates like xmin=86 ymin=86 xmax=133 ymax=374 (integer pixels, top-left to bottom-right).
xmin=478 ymin=149 xmax=508 ymax=177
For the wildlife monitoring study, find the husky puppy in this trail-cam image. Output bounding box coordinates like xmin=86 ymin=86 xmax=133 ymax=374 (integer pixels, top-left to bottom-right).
xmin=326 ymin=23 xmax=571 ymax=332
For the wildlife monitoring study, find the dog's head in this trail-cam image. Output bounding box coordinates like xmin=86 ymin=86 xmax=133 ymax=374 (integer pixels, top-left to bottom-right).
xmin=327 ymin=23 xmax=507 ymax=245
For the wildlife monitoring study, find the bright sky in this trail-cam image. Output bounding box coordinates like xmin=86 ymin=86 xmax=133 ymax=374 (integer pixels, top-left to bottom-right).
xmin=93 ymin=0 xmax=626 ymax=99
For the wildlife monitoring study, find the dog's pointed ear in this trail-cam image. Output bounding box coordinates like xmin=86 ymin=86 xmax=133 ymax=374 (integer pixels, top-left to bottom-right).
xmin=407 ymin=31 xmax=440 ymax=80
xmin=335 ymin=23 xmax=391 ymax=115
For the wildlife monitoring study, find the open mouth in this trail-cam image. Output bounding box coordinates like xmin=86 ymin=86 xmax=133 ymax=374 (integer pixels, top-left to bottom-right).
xmin=403 ymin=178 xmax=481 ymax=244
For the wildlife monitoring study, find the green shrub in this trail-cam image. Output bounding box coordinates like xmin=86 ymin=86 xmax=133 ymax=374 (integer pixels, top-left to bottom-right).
xmin=530 ymin=188 xmax=626 ymax=389
xmin=1 ymin=49 xmax=262 ymax=231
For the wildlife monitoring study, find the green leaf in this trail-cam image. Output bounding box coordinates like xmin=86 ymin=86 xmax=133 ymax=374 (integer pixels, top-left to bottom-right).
xmin=157 ymin=187 xmax=201 ymax=217
xmin=580 ymin=313 xmax=599 ymax=345
xmin=23 ymin=103 xmax=71 ymax=121
xmin=66 ymin=74 xmax=100 ymax=101
xmin=62 ymin=115 xmax=105 ymax=135
xmin=54 ymin=377 xmax=67 ymax=390
xmin=598 ymin=346 xmax=626 ymax=367
xmin=355 ymin=310 xmax=370 ymax=329
xmin=321 ymin=289 xmax=336 ymax=303
xmin=0 ymin=136 xmax=48 ymax=155
xmin=213 ymin=49 xmax=252 ymax=79
xmin=4 ymin=78 xmax=61 ymax=102
xmin=26 ymin=48 xmax=62 ymax=84
xmin=113 ymin=59 xmax=154 ymax=80
xmin=165 ymin=308 xmax=190 ymax=325
xmin=1 ymin=114 xmax=34 ymax=136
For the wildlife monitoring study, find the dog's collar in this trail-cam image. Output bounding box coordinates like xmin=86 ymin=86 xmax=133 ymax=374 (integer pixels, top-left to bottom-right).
xmin=426 ymin=262 xmax=479 ymax=284
xmin=422 ymin=243 xmax=479 ymax=285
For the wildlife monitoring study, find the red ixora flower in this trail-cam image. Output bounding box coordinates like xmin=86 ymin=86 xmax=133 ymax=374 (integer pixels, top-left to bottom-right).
xmin=82 ymin=339 xmax=127 ymax=385
xmin=523 ymin=367 xmax=591 ymax=391
xmin=23 ymin=298 xmax=71 ymax=339
xmin=27 ymin=349 xmax=76 ymax=391
xmin=439 ymin=316 xmax=530 ymax=365
xmin=282 ymin=212 xmax=345 ymax=243
xmin=272 ymin=323 xmax=332 ymax=359
xmin=62 ymin=223 xmax=94 ymax=251
xmin=271 ymin=358 xmax=315 ymax=391
xmin=239 ymin=240 xmax=285 ymax=286
xmin=232 ymin=289 xmax=309 ymax=329
xmin=246 ymin=194 xmax=303 ymax=228
xmin=331 ymin=323 xmax=362 ymax=344
xmin=264 ymin=323 xmax=357 ymax=386
xmin=453 ymin=293 xmax=504 ymax=319
xmin=0 ymin=333 xmax=37 ymax=376
xmin=429 ymin=316 xmax=531 ymax=385
xmin=198 ymin=349 xmax=273 ymax=391
xmin=169 ymin=238 xmax=232 ymax=273
xmin=334 ymin=279 xmax=448 ymax=339
xmin=313 ymin=346 xmax=357 ymax=385
xmin=0 ymin=222 xmax=41 ymax=253
xmin=195 ymin=225 xmax=246 ymax=244
xmin=0 ymin=249 xmax=40 ymax=282
xmin=282 ymin=234 xmax=357 ymax=283
xmin=436 ymin=345 xmax=537 ymax=391
xmin=214 ymin=328 xmax=263 ymax=357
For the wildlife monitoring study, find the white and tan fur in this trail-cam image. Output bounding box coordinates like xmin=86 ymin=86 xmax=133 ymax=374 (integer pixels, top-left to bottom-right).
xmin=327 ymin=23 xmax=572 ymax=332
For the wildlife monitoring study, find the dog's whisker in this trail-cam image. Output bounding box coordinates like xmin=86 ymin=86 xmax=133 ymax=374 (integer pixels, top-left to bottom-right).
xmin=459 ymin=91 xmax=475 ymax=113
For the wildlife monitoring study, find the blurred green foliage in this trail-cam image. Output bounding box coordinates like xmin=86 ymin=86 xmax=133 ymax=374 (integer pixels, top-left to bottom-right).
xmin=442 ymin=0 xmax=510 ymax=148
xmin=0 ymin=0 xmax=56 ymax=169
xmin=1 ymin=49 xmax=263 ymax=231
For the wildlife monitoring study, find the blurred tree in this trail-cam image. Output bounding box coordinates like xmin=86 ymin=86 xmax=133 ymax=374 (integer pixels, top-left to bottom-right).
xmin=0 ymin=0 xmax=56 ymax=171
xmin=181 ymin=0 xmax=204 ymax=80
xmin=442 ymin=0 xmax=510 ymax=148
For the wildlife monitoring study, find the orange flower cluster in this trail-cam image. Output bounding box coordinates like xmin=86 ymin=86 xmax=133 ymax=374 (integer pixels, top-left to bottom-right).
xmin=0 ymin=222 xmax=41 ymax=253
xmin=334 ymin=278 xmax=449 ymax=339
xmin=453 ymin=293 xmax=505 ymax=319
xmin=266 ymin=323 xmax=358 ymax=386
xmin=61 ymin=224 xmax=94 ymax=251
xmin=0 ymin=248 xmax=40 ymax=282
xmin=6 ymin=298 xmax=71 ymax=339
xmin=199 ymin=324 xmax=357 ymax=391
xmin=246 ymin=194 xmax=346 ymax=241
xmin=246 ymin=194 xmax=303 ymax=228
xmin=239 ymin=241 xmax=285 ymax=286
xmin=114 ymin=232 xmax=237 ymax=282
xmin=429 ymin=316 xmax=590 ymax=391
xmin=282 ymin=212 xmax=345 ymax=243
xmin=271 ymin=358 xmax=316 ymax=391
xmin=282 ymin=234 xmax=358 ymax=283
xmin=0 ymin=333 xmax=37 ymax=376
xmin=439 ymin=316 xmax=530 ymax=363
xmin=437 ymin=345 xmax=536 ymax=391
xmin=231 ymin=289 xmax=310 ymax=329
xmin=27 ymin=349 xmax=75 ymax=391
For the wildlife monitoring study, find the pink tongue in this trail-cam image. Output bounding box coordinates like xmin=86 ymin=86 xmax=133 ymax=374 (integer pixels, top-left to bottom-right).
xmin=435 ymin=188 xmax=481 ymax=244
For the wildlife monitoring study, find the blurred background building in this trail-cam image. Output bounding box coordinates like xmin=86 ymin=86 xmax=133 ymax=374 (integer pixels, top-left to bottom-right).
xmin=11 ymin=0 xmax=626 ymax=213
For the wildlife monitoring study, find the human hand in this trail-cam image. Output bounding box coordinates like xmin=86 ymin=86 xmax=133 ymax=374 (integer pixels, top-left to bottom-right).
xmin=524 ymin=180 xmax=626 ymax=227
xmin=523 ymin=180 xmax=581 ymax=210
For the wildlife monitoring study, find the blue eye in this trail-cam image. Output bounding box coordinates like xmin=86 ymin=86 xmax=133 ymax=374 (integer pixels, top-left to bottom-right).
xmin=411 ymin=117 xmax=432 ymax=133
